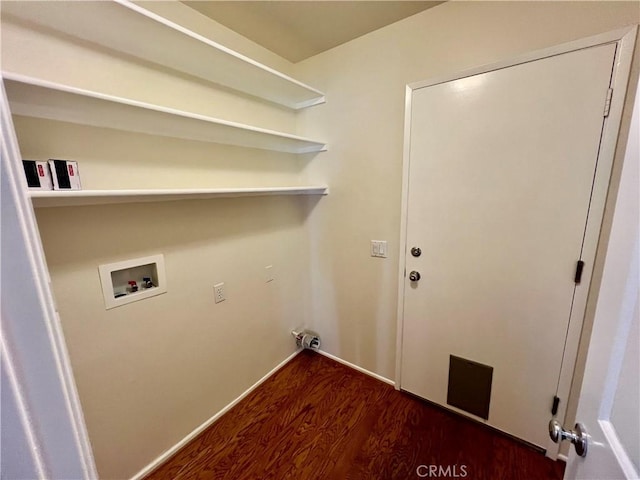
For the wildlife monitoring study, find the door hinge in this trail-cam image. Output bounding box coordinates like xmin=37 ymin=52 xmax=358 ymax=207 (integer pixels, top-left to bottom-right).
xmin=574 ymin=260 xmax=585 ymax=284
xmin=551 ymin=395 xmax=560 ymax=415
xmin=603 ymin=88 xmax=613 ymax=117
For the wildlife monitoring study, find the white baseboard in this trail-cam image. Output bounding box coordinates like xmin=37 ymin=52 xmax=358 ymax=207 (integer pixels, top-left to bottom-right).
xmin=130 ymin=349 xmax=302 ymax=480
xmin=317 ymin=349 xmax=395 ymax=386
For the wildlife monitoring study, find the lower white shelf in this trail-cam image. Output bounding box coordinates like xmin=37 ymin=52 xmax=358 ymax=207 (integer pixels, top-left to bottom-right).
xmin=29 ymin=186 xmax=329 ymax=207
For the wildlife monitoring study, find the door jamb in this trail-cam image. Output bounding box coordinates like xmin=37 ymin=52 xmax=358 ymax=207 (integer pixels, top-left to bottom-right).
xmin=395 ymin=26 xmax=638 ymax=459
xmin=1 ymin=80 xmax=98 ymax=477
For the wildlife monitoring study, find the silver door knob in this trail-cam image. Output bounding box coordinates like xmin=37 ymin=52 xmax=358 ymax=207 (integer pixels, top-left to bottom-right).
xmin=548 ymin=419 xmax=588 ymax=457
xmin=409 ymin=271 xmax=421 ymax=282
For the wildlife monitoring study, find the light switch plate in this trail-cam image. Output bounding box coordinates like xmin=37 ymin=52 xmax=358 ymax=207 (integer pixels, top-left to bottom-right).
xmin=265 ymin=265 xmax=274 ymax=283
xmin=371 ymin=240 xmax=387 ymax=258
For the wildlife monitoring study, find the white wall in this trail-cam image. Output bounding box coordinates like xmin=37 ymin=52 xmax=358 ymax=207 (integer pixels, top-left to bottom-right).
xmin=293 ymin=0 xmax=639 ymax=390
xmin=2 ymin=2 xmax=317 ymax=478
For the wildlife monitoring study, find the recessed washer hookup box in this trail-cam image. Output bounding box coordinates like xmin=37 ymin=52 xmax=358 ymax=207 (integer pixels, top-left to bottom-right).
xmin=49 ymin=159 xmax=82 ymax=190
xmin=22 ymin=160 xmax=53 ymax=190
xmin=98 ymin=254 xmax=167 ymax=310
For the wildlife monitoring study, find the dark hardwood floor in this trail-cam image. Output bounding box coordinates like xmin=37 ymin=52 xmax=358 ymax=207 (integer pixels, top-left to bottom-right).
xmin=146 ymin=350 xmax=565 ymax=480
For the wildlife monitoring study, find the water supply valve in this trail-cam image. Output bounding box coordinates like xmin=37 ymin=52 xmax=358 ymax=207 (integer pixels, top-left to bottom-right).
xmin=291 ymin=329 xmax=321 ymax=351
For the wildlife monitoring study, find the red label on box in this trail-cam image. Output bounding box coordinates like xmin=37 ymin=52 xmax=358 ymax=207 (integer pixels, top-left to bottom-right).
xmin=68 ymin=164 xmax=75 ymax=176
xmin=38 ymin=164 xmax=44 ymax=176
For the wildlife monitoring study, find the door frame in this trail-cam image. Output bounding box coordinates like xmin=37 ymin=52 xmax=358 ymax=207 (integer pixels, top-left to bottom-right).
xmin=1 ymin=81 xmax=98 ymax=475
xmin=395 ymin=26 xmax=638 ymax=459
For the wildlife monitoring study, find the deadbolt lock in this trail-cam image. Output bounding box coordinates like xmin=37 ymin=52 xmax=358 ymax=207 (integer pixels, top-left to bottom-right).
xmin=411 ymin=247 xmax=422 ymax=257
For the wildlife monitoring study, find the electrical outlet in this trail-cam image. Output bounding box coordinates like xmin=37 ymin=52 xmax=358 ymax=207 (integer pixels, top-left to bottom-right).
xmin=214 ymin=283 xmax=225 ymax=303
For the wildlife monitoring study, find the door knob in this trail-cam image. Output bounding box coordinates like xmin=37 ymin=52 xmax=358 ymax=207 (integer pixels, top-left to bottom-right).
xmin=411 ymin=247 xmax=422 ymax=257
xmin=409 ymin=271 xmax=421 ymax=282
xmin=548 ymin=419 xmax=588 ymax=457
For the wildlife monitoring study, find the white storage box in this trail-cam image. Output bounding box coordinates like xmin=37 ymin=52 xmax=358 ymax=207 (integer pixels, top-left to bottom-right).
xmin=49 ymin=159 xmax=82 ymax=190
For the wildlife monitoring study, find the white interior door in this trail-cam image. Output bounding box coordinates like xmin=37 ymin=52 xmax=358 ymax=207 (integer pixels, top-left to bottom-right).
xmin=563 ymin=87 xmax=639 ymax=480
xmin=400 ymin=43 xmax=617 ymax=449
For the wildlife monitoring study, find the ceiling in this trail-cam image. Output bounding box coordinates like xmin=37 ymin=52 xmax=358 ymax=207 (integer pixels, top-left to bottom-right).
xmin=183 ymin=1 xmax=443 ymax=63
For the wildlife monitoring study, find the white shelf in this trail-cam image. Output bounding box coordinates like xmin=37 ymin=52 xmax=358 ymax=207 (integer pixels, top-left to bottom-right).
xmin=29 ymin=186 xmax=329 ymax=208
xmin=2 ymin=0 xmax=325 ymax=110
xmin=4 ymin=74 xmax=327 ymax=154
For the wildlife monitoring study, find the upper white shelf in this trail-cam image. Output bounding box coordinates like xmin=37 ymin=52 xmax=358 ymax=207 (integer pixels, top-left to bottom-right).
xmin=2 ymin=0 xmax=325 ymax=110
xmin=29 ymin=186 xmax=329 ymax=208
xmin=4 ymin=74 xmax=327 ymax=154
